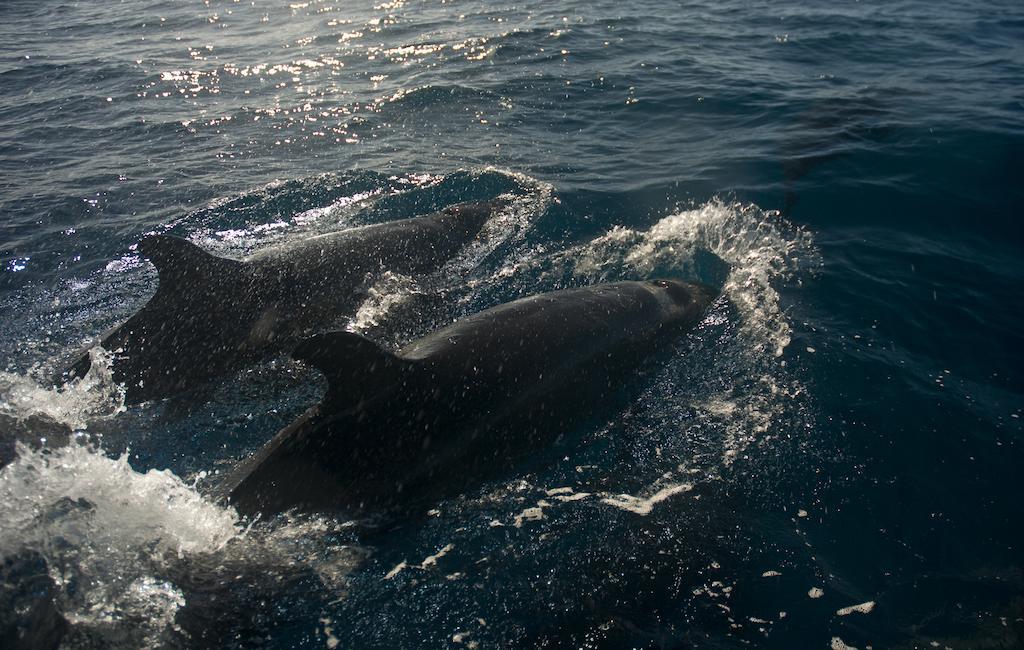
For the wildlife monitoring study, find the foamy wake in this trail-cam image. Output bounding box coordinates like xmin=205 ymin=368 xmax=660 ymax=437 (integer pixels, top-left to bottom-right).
xmin=0 ymin=347 xmax=126 ymax=430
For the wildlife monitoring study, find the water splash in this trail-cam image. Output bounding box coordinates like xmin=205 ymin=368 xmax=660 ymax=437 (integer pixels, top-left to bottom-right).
xmin=347 ymin=271 xmax=421 ymax=333
xmin=0 ymin=347 xmax=126 ymax=430
xmin=0 ymin=442 xmax=368 ymax=647
xmin=571 ymin=199 xmax=816 ymax=357
xmin=565 ymin=200 xmax=817 ymax=466
xmin=0 ymin=443 xmax=239 ymax=646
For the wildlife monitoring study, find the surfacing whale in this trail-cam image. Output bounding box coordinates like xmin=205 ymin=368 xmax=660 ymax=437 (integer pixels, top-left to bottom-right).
xmin=62 ymin=201 xmax=503 ymax=404
xmin=224 ymin=279 xmax=718 ymax=518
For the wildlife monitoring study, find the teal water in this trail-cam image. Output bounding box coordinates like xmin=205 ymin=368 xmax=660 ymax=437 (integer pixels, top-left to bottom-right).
xmin=1 ymin=1 xmax=1022 ymax=647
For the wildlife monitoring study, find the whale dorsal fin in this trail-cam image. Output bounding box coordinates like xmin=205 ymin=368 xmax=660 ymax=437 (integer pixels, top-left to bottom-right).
xmin=138 ymin=235 xmax=243 ymax=286
xmin=293 ymin=332 xmax=415 ymax=410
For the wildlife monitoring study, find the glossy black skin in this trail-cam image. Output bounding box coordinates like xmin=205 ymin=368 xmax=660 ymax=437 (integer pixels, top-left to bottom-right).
xmin=225 ymin=279 xmax=718 ymax=518
xmin=62 ymin=201 xmax=501 ymax=404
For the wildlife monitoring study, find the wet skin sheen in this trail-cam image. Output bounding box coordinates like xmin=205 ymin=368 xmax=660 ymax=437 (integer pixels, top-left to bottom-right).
xmin=225 ymin=279 xmax=718 ymax=518
xmin=62 ymin=201 xmax=502 ymax=403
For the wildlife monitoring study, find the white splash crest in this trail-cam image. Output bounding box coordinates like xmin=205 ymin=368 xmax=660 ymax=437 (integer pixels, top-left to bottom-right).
xmin=0 ymin=347 xmax=126 ymax=430
xmin=0 ymin=440 xmax=370 ymax=646
xmin=572 ymin=199 xmax=815 ymax=357
xmin=569 ymin=200 xmax=818 ymax=465
xmin=0 ymin=443 xmax=239 ymax=646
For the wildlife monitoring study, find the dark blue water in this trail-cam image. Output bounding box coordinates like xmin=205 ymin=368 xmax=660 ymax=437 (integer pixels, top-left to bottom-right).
xmin=1 ymin=1 xmax=1022 ymax=647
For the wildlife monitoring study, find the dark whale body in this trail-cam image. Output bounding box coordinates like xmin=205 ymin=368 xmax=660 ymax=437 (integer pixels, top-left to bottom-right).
xmin=63 ymin=201 xmax=502 ymax=404
xmin=225 ymin=279 xmax=717 ymax=518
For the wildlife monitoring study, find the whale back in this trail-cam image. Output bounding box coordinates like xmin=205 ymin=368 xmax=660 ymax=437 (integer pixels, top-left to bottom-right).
xmin=225 ymin=281 xmax=715 ymax=517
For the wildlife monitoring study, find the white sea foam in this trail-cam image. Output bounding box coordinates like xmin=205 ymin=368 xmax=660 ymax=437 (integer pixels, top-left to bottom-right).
xmin=831 ymin=637 xmax=858 ymax=650
xmin=0 ymin=441 xmax=367 ymax=646
xmin=0 ymin=347 xmax=126 ymax=430
xmin=600 ymin=481 xmax=694 ymax=515
xmin=0 ymin=443 xmax=239 ymax=646
xmin=836 ymin=600 xmax=875 ymax=616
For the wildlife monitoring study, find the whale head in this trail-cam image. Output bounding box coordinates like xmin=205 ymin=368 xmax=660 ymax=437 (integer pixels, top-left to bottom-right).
xmin=432 ymin=199 xmax=507 ymax=238
xmin=647 ymin=278 xmax=718 ymax=327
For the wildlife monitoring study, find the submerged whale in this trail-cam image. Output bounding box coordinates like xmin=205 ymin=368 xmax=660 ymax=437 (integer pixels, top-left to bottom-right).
xmin=63 ymin=201 xmax=503 ymax=404
xmin=224 ymin=279 xmax=718 ymax=518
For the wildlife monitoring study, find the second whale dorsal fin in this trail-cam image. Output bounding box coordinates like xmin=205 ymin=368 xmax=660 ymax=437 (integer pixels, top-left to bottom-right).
xmin=138 ymin=234 xmax=243 ymax=287
xmin=293 ymin=332 xmax=415 ymax=409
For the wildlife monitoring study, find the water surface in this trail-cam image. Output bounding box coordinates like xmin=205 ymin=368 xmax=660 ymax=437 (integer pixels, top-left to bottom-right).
xmin=1 ymin=0 xmax=1022 ymax=647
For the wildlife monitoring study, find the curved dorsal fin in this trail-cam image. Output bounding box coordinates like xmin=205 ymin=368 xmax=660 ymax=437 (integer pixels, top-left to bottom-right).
xmin=293 ymin=332 xmax=415 ymax=409
xmin=138 ymin=235 xmax=243 ymax=284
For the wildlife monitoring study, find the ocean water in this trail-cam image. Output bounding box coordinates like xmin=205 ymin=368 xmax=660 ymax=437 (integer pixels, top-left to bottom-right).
xmin=1 ymin=0 xmax=1022 ymax=647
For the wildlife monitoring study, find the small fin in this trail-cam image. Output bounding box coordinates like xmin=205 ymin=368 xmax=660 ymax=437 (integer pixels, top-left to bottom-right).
xmin=293 ymin=332 xmax=414 ymax=408
xmin=138 ymin=235 xmax=242 ymax=283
